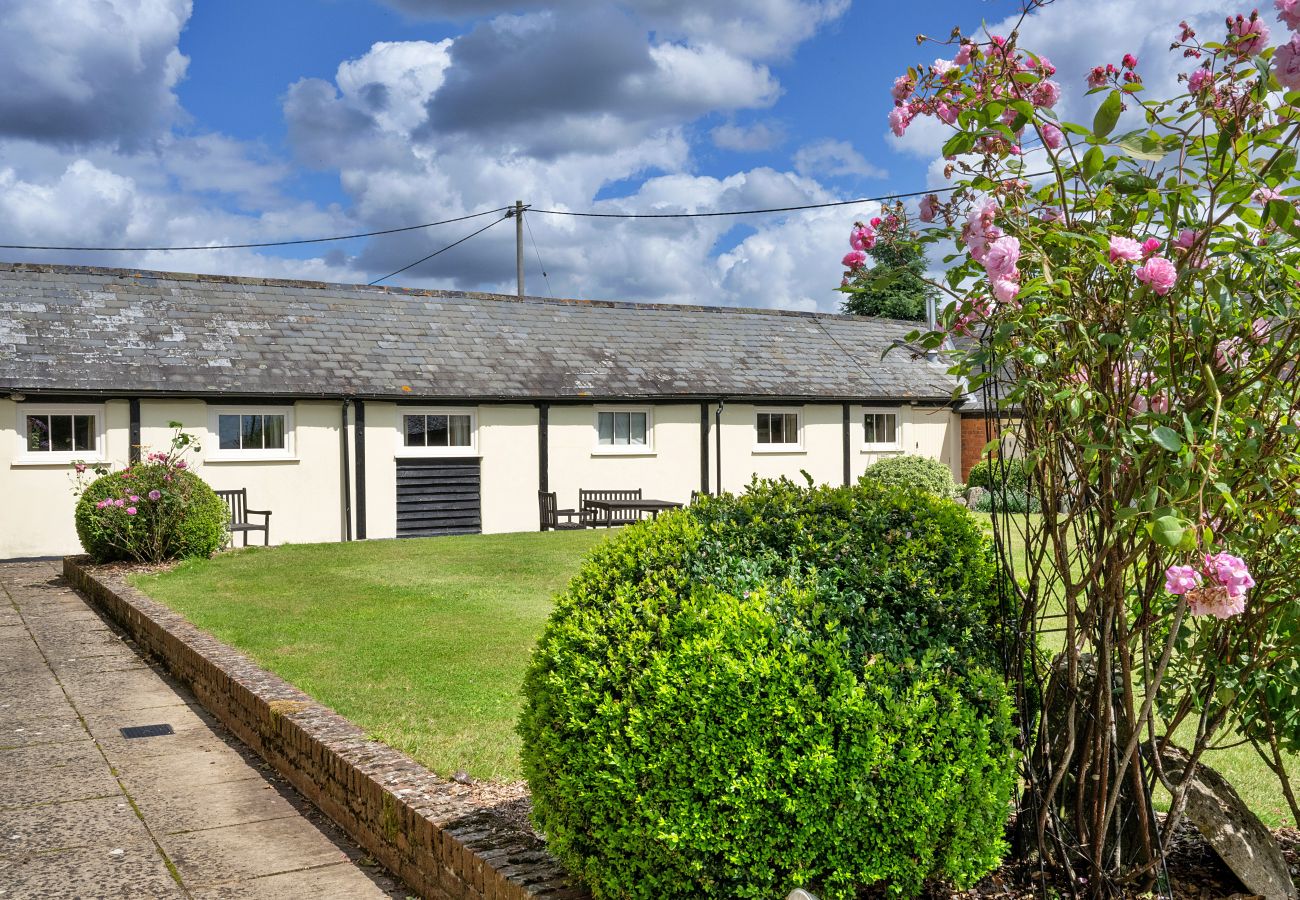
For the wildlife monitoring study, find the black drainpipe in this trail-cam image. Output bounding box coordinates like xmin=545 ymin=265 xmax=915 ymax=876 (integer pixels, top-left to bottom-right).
xmin=714 ymin=398 xmax=725 ymax=495
xmin=842 ymin=402 xmax=851 ymax=486
xmin=353 ymin=399 xmax=367 ymax=540
xmin=537 ymin=403 xmax=550 ymax=496
xmin=340 ymin=399 xmax=352 ymax=542
xmin=698 ymin=402 xmax=710 ymax=495
xmin=128 ymin=399 xmax=141 ymax=464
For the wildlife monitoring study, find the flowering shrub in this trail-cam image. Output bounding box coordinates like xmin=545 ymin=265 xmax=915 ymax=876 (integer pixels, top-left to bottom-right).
xmin=520 ymin=479 xmax=1015 ymax=899
xmin=74 ymin=425 xmax=228 ymax=563
xmin=848 ymin=2 xmax=1300 ymax=892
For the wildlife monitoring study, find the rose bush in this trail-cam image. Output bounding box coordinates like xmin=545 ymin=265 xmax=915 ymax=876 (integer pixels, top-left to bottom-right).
xmin=843 ymin=3 xmax=1300 ymax=893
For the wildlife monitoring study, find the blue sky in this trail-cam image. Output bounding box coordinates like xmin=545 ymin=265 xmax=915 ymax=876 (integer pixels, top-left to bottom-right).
xmin=0 ymin=0 xmax=1234 ymax=310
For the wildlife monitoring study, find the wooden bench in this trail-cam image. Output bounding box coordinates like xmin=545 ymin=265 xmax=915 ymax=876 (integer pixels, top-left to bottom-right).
xmin=579 ymin=488 xmax=643 ymax=527
xmin=215 ymin=489 xmax=272 ymax=547
xmin=538 ymin=491 xmax=586 ymax=531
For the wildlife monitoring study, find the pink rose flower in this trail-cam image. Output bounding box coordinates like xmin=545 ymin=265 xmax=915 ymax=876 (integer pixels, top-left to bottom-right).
xmin=1135 ymin=256 xmax=1177 ymax=295
xmin=1187 ymin=68 xmax=1213 ymax=93
xmin=1215 ymin=336 xmax=1250 ymax=370
xmin=891 ymin=75 xmax=914 ymax=102
xmin=936 ymin=101 xmax=958 ymax=124
xmin=1188 ymin=584 xmax=1247 ymax=619
xmin=175 ymin=460 xmax=187 ymax=469
xmin=1277 ymin=34 xmax=1300 ymax=89
xmin=126 ymin=507 xmax=137 ymax=516
xmin=1041 ymin=123 xmax=1063 ymax=150
xmin=1122 ymin=53 xmax=1139 ymax=69
xmin=1108 ymin=236 xmax=1144 ymax=263
xmin=128 ymin=495 xmax=139 ymax=503
xmin=1254 ymin=186 xmax=1284 ymax=204
xmin=1087 ymin=66 xmax=1108 ymax=88
xmin=148 ymin=490 xmax=162 ymax=501
xmin=114 ymin=498 xmax=124 ymax=507
xmin=1165 ymin=565 xmax=1201 ymax=595
xmin=1031 ymin=80 xmax=1061 ymax=108
xmin=849 ymin=224 xmax=875 ymax=251
xmin=888 ymin=106 xmax=910 ymax=136
xmin=919 ymin=194 xmax=939 ymax=223
xmin=1036 ymin=55 xmax=1057 ymax=76
xmin=954 ymin=43 xmax=973 ymax=66
xmin=1280 ymin=0 xmax=1300 ymax=30
xmin=1140 ymin=237 xmax=1162 ymax=257
xmin=991 ymin=276 xmax=1021 ymax=304
xmin=842 ymin=250 xmax=867 ymax=269
xmin=1231 ymin=13 xmax=1271 ymax=55
xmin=931 ymin=58 xmax=956 ymax=78
xmin=1040 ymin=206 xmax=1064 ymax=222
xmin=984 ymin=236 xmax=1021 ymax=279
xmin=1206 ymin=552 xmax=1255 ymax=598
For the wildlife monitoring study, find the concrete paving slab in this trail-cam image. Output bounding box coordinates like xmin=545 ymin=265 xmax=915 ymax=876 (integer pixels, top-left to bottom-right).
xmin=163 ymin=815 xmax=353 ymax=886
xmin=0 ymin=795 xmax=155 ymax=856
xmin=189 ymin=861 xmax=402 ymax=899
xmin=1 ymin=762 xmax=122 ymax=809
xmin=0 ymin=561 xmax=404 ymax=899
xmin=0 ymin=735 xmax=102 ymax=773
xmin=0 ymin=843 xmax=184 ymax=899
xmin=131 ymin=776 xmax=301 ymax=836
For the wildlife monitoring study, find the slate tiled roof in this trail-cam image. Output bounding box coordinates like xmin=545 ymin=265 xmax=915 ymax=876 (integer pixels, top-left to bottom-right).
xmin=0 ymin=262 xmax=961 ymax=403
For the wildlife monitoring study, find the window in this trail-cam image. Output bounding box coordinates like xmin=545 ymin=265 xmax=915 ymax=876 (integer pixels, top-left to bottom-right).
xmin=755 ymin=409 xmax=802 ymax=449
xmin=863 ymin=409 xmax=901 ymax=450
xmin=19 ymin=405 xmax=105 ymax=462
xmin=596 ymin=410 xmax=649 ymax=447
xmin=208 ymin=407 xmax=294 ymax=460
xmin=398 ymin=409 xmax=476 ymax=456
xmin=218 ymin=413 xmax=286 ymax=452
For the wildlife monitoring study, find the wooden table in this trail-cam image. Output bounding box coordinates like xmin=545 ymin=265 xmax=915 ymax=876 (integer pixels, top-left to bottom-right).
xmin=582 ymin=498 xmax=683 ymax=525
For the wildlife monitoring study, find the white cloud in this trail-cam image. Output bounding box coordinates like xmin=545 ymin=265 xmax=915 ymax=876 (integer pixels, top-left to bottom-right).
xmin=711 ymin=120 xmax=787 ymax=152
xmin=793 ymin=139 xmax=887 ymax=180
xmin=0 ymin=0 xmax=191 ymax=147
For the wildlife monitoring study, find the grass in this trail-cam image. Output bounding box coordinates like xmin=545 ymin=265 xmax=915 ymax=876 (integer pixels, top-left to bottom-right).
xmin=132 ymin=517 xmax=1298 ymax=826
xmin=130 ymin=529 xmax=608 ymax=782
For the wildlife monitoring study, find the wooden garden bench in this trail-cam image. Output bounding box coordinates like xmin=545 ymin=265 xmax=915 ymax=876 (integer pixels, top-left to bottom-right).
xmin=579 ymin=488 xmax=643 ymax=527
xmin=215 ymin=489 xmax=272 ymax=547
xmin=538 ymin=491 xmax=587 ymax=531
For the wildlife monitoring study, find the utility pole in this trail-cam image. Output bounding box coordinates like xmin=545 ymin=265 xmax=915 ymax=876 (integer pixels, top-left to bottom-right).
xmin=514 ymin=199 xmax=525 ymax=298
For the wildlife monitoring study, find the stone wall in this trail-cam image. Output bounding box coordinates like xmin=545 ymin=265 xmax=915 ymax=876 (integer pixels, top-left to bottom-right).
xmin=63 ymin=557 xmax=585 ymax=900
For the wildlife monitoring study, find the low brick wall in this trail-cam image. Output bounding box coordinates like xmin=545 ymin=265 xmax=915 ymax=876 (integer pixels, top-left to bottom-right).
xmin=64 ymin=557 xmax=585 ymax=900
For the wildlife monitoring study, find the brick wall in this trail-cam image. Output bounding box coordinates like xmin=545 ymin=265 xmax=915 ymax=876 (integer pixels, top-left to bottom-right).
xmin=959 ymin=414 xmax=993 ymax=481
xmin=64 ymin=558 xmax=586 ymax=900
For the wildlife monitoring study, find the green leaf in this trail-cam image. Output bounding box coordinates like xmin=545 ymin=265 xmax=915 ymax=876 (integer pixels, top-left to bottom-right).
xmin=942 ymin=131 xmax=977 ymax=157
xmin=1151 ymin=426 xmax=1183 ymax=452
xmin=1115 ymin=132 xmax=1166 ymax=161
xmin=1082 ymin=146 xmax=1104 ymax=179
xmin=1093 ymin=90 xmax=1123 ymax=139
xmin=1152 ymin=515 xmax=1185 ymax=548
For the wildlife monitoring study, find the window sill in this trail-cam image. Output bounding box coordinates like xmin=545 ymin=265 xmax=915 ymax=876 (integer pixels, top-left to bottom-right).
xmin=752 ymin=446 xmax=806 ymax=455
xmin=591 ymin=448 xmax=656 ymax=457
xmin=12 ymin=456 xmax=107 ymax=467
xmin=861 ymin=446 xmax=903 ymax=454
xmin=394 ymin=450 xmax=480 ymax=459
xmin=205 ymin=455 xmax=299 ymax=464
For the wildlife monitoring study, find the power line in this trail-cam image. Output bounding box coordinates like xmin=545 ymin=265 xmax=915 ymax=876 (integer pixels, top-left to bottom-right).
xmin=368 ymin=213 xmax=511 ymax=286
xmin=0 ymin=206 xmax=511 ymax=252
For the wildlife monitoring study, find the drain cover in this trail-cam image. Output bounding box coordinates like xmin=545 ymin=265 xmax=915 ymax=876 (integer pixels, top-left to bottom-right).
xmin=119 ymin=723 xmax=175 ymax=739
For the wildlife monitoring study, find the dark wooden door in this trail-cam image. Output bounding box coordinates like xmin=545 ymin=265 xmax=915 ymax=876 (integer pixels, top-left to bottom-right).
xmin=395 ymin=458 xmax=482 ymax=537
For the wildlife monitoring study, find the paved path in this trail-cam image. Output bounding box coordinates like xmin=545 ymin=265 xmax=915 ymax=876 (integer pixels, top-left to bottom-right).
xmin=0 ymin=561 xmax=407 ymax=899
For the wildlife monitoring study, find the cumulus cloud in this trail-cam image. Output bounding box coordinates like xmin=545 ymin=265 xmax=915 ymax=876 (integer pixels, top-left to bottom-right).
xmin=793 ymin=139 xmax=887 ymax=180
xmin=0 ymin=0 xmax=191 ymax=147
xmin=377 ymin=0 xmax=849 ymax=59
xmin=711 ymin=120 xmax=787 ymax=152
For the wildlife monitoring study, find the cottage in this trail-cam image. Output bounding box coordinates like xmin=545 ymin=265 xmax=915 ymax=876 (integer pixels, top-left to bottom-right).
xmin=0 ymin=262 xmax=967 ymax=560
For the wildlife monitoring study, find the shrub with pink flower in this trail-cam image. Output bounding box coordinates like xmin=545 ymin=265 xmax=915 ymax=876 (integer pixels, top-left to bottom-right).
xmin=1134 ymin=256 xmax=1177 ymax=295
xmin=1108 ymin=236 xmax=1143 ymax=263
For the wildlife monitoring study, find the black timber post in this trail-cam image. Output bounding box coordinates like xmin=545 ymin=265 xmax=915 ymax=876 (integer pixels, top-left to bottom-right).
xmin=714 ymin=399 xmax=724 ymax=495
xmin=538 ymin=403 xmax=549 ymax=496
xmin=340 ymin=399 xmax=352 ymax=542
xmin=353 ymin=399 xmax=367 ymax=540
xmin=699 ymin=402 xmax=710 ymax=494
xmin=128 ymin=399 xmax=141 ymax=464
xmin=842 ymin=402 xmax=851 ymax=486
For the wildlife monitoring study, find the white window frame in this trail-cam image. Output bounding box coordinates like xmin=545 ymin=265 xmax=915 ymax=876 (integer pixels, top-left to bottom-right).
xmin=592 ymin=406 xmax=654 ymax=455
xmin=396 ymin=407 xmax=478 ymax=458
xmin=753 ymin=407 xmax=804 ymax=453
xmin=208 ymin=406 xmax=296 ymax=462
xmin=15 ymin=403 xmax=107 ymax=465
xmin=861 ymin=407 xmax=903 ymax=452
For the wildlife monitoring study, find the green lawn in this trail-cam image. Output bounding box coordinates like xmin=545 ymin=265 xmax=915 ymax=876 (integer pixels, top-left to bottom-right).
xmin=130 ymin=529 xmax=608 ymax=782
xmin=131 ymin=520 xmax=1297 ymax=826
